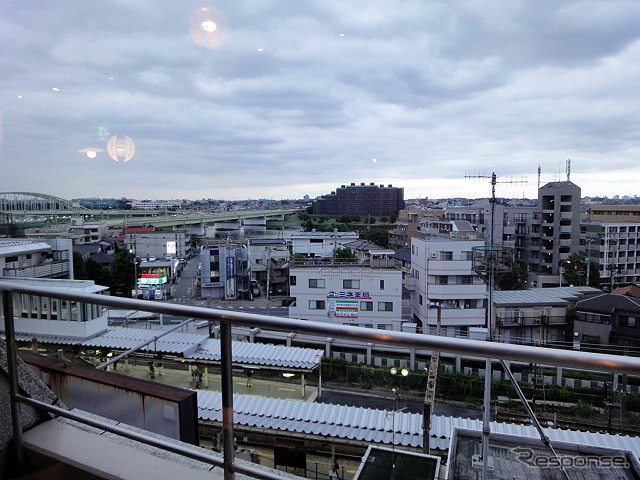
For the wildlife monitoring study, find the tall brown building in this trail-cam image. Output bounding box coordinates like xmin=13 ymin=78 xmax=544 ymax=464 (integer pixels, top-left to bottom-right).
xmin=312 ymin=182 xmax=404 ymax=216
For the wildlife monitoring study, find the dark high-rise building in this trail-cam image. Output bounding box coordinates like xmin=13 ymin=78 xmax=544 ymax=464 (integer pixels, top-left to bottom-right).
xmin=312 ymin=182 xmax=404 ymax=216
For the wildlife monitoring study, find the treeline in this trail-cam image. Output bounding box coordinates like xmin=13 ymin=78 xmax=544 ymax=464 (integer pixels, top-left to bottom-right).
xmin=73 ymin=249 xmax=136 ymax=297
xmin=297 ymin=213 xmax=397 ymax=248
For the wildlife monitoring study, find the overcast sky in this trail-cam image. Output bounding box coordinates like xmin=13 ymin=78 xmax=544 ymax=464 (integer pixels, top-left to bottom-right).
xmin=1 ymin=1 xmax=639 ymax=201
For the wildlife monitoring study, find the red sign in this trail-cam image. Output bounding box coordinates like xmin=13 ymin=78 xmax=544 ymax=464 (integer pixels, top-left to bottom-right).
xmin=141 ymin=273 xmax=160 ymax=278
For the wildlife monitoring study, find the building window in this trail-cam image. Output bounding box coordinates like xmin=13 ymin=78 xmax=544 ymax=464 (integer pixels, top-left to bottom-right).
xmin=378 ymin=302 xmax=393 ymax=312
xmin=419 ymin=294 xmax=423 ymax=305
xmin=438 ymin=276 xmax=448 ymax=285
xmin=360 ymin=301 xmax=373 ymax=311
xmin=380 ymin=279 xmax=385 ymax=290
xmin=309 ymin=300 xmax=325 ymax=310
xmin=343 ymin=279 xmax=360 ymax=289
xmin=290 ymin=276 xmax=296 ymax=286
xmin=620 ymin=315 xmax=637 ymax=328
xmin=440 ymin=251 xmax=453 ymax=261
xmin=309 ymin=278 xmax=325 ymax=288
xmin=459 ymin=275 xmax=473 ymax=285
xmin=463 ymin=299 xmax=478 ymax=309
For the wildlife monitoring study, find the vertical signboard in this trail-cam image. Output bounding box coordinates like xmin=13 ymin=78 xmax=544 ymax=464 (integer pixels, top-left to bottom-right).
xmin=225 ymin=249 xmax=236 ymax=300
xmin=166 ymin=241 xmax=177 ymax=255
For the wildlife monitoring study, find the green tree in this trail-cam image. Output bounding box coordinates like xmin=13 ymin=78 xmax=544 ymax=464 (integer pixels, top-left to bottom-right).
xmin=333 ymin=247 xmax=358 ymax=262
xmin=109 ymin=249 xmax=136 ymax=296
xmin=359 ymin=227 xmax=389 ymax=248
xmin=85 ymin=258 xmax=112 ymax=288
xmin=497 ymin=259 xmax=525 ymax=290
xmin=562 ymin=252 xmax=600 ymax=287
xmin=303 ymin=219 xmax=314 ymax=232
xmin=72 ymin=251 xmax=88 ymax=280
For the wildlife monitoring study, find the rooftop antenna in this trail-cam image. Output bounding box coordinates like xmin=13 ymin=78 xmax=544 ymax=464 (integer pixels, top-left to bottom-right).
xmin=566 ymin=158 xmax=571 ymax=182
xmin=465 ymin=171 xmax=570 ymax=480
xmin=537 ymin=164 xmax=541 ymax=191
xmin=464 ymin=171 xmax=526 ymax=480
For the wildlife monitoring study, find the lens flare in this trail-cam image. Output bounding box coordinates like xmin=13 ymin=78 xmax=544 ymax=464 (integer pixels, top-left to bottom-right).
xmin=106 ymin=135 xmax=135 ymax=162
xmin=189 ymin=6 xmax=228 ymax=49
xmin=78 ymin=147 xmax=104 ymax=158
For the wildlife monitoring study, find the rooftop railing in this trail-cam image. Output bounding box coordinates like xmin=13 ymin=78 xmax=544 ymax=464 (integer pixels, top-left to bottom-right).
xmin=3 ymin=279 xmax=640 ymax=479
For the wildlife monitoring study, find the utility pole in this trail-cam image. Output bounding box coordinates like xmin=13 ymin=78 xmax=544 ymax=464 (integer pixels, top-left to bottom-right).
xmin=466 ymin=171 xmax=525 ymax=480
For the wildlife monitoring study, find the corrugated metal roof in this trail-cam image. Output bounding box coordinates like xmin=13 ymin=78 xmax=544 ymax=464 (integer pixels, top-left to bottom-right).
xmin=494 ymin=286 xmax=601 ymax=306
xmin=21 ymin=327 xmax=322 ymax=370
xmin=186 ymin=339 xmax=323 ymax=369
xmin=196 ymin=391 xmax=640 ymax=455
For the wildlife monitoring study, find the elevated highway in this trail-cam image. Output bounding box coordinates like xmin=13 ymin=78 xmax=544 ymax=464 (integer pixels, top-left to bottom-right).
xmin=103 ymin=209 xmax=302 ymax=228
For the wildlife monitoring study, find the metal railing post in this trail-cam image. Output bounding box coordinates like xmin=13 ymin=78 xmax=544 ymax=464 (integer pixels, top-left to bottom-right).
xmin=220 ymin=319 xmax=235 ymax=480
xmin=2 ymin=290 xmax=24 ymax=468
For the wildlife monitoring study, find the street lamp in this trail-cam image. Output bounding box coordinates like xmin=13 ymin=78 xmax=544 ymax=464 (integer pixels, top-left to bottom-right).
xmin=389 ymin=367 xmax=409 ymax=472
xmin=560 ymin=260 xmax=571 ymax=287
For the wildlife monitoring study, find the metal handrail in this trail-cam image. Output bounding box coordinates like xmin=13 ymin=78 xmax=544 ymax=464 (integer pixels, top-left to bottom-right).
xmin=3 ymin=280 xmax=640 ymax=479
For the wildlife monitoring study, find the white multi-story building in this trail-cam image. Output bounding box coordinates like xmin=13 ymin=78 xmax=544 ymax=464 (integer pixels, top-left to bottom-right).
xmin=290 ymin=231 xmax=359 ymax=258
xmin=0 ymin=238 xmax=73 ymax=280
xmin=0 ymin=277 xmax=109 ymax=339
xmin=408 ymin=221 xmax=486 ymax=337
xmin=130 ymin=199 xmax=182 ymax=210
xmin=288 ymin=258 xmax=403 ymax=331
xmin=582 ymin=220 xmax=640 ymax=289
xmin=125 ymin=230 xmax=192 ymax=261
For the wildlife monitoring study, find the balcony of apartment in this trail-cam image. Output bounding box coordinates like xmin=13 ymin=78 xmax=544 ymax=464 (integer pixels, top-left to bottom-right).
xmin=426 ymin=259 xmax=474 ymax=275
xmin=560 ymin=211 xmax=573 ymax=220
xmin=3 ymin=280 xmax=640 ymax=480
xmin=542 ymin=314 xmax=567 ymax=325
xmin=495 ymin=315 xmax=522 ymax=327
xmin=404 ymin=273 xmax=416 ymax=290
xmin=3 ymin=260 xmax=70 ymax=279
xmin=426 ymin=283 xmax=485 ymax=297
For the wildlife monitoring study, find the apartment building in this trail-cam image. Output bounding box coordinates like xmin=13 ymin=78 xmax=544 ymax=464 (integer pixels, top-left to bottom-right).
xmin=492 ymin=287 xmax=599 ymax=345
xmin=125 ymin=230 xmax=192 ymax=261
xmin=388 ymin=209 xmax=444 ymax=250
xmin=130 ymin=199 xmax=183 ymax=210
xmin=408 ymin=220 xmax=486 ymax=337
xmin=201 ymin=242 xmax=250 ymax=300
xmin=0 ymin=238 xmax=73 ymax=280
xmin=584 ymin=204 xmax=640 ymax=222
xmin=288 ymin=257 xmax=403 ymax=330
xmin=402 ymin=182 xmax=582 ymax=289
xmin=312 ymin=182 xmax=404 ymax=216
xmin=582 ymin=220 xmax=640 ymax=289
xmin=525 ymin=181 xmax=582 ymax=287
